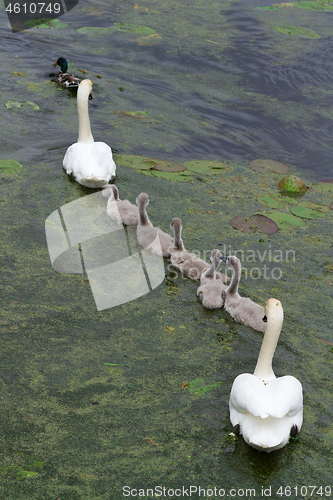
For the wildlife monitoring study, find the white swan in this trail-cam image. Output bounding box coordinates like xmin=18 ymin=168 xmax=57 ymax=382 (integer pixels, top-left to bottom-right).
xmin=136 ymin=193 xmax=173 ymax=257
xmin=229 ymin=298 xmax=303 ymax=452
xmin=221 ymin=255 xmax=266 ymax=333
xmin=197 ymin=249 xmax=227 ymax=309
xmin=63 ymin=79 xmax=116 ymax=188
xmin=102 ymin=185 xmax=138 ymax=226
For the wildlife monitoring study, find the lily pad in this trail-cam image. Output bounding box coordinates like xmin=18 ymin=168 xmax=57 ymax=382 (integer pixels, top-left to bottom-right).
xmin=24 ymin=19 xmax=67 ymax=29
xmin=114 ymin=23 xmax=156 ymax=34
xmin=257 ymin=211 xmax=306 ymax=229
xmin=137 ymin=34 xmax=162 ymax=45
xmin=150 ymin=160 xmax=186 ymax=172
xmin=290 ymin=205 xmax=321 ymax=219
xmin=278 ymin=175 xmax=308 ymax=194
xmin=188 ymin=378 xmax=223 ymax=395
xmin=298 ymin=201 xmax=329 ymax=215
xmin=230 ymin=214 xmax=279 ymax=234
xmin=150 ymin=170 xmax=193 ymax=182
xmin=294 ymin=0 xmax=333 ymax=10
xmin=311 ymin=182 xmax=333 ymax=194
xmin=5 ymin=101 xmax=22 ymax=109
xmin=318 ymin=178 xmax=333 ymax=184
xmin=0 ymin=159 xmax=23 ymax=172
xmin=257 ymin=194 xmax=287 ymax=209
xmin=275 ymin=25 xmax=320 ymax=38
xmin=115 ymin=154 xmax=151 ymax=170
xmin=249 ymin=159 xmax=290 ymax=174
xmin=183 ymin=160 xmax=233 ymax=175
xmin=5 ymin=101 xmax=39 ymax=110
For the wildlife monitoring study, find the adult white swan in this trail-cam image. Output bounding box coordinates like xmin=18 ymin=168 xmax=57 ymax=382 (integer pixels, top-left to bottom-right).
xmin=229 ymin=298 xmax=303 ymax=452
xmin=63 ymin=79 xmax=116 ymax=188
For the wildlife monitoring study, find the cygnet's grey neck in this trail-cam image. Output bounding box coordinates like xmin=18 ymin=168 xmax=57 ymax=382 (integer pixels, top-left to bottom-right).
xmin=226 ymin=259 xmax=241 ymax=297
xmin=138 ymin=200 xmax=151 ymax=226
xmin=111 ymin=185 xmax=119 ymax=201
xmin=172 ymin=223 xmax=185 ymax=251
xmin=77 ymin=84 xmax=94 ymax=143
xmin=203 ymin=259 xmax=217 ymax=279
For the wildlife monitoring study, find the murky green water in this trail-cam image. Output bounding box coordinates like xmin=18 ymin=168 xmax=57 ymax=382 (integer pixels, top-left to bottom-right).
xmin=0 ymin=0 xmax=333 ymax=498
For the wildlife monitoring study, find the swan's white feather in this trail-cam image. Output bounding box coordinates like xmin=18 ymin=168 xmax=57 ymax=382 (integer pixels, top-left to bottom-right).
xmin=229 ymin=298 xmax=303 ymax=452
xmin=63 ymin=142 xmax=116 ymax=188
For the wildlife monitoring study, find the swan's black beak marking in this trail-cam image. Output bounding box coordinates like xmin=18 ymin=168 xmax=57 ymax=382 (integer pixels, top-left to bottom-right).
xmin=262 ymin=315 xmax=267 ymax=323
xmin=220 ymin=255 xmax=227 ymax=262
xmin=89 ymin=93 xmax=93 ymax=100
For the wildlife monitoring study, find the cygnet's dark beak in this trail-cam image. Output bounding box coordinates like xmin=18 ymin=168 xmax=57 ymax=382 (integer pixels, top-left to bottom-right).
xmin=88 ymin=93 xmax=93 ymax=100
xmin=262 ymin=315 xmax=267 ymax=323
xmin=220 ymin=255 xmax=227 ymax=262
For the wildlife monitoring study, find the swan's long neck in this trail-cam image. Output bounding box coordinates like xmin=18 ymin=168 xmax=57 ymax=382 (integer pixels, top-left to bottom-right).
xmin=172 ymin=224 xmax=185 ymax=251
xmin=226 ymin=260 xmax=241 ymax=296
xmin=202 ymin=259 xmax=216 ymax=279
xmin=77 ymin=85 xmax=94 ymax=143
xmin=253 ymin=304 xmax=284 ymax=381
xmin=138 ymin=201 xmax=151 ymax=227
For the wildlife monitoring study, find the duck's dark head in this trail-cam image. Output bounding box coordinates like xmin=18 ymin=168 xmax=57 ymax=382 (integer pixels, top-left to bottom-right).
xmin=53 ymin=57 xmax=68 ymax=73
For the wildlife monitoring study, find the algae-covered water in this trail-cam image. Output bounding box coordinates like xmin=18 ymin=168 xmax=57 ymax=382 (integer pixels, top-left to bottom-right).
xmin=0 ymin=0 xmax=333 ymax=498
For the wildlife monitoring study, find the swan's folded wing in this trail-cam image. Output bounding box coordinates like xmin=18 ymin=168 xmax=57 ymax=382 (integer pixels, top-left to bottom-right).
xmin=230 ymin=373 xmax=303 ymax=419
xmin=266 ymin=376 xmax=303 ymax=418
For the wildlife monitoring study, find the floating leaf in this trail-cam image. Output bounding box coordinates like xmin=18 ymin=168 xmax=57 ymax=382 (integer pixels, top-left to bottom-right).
xmin=113 ymin=110 xmax=148 ymax=119
xmin=293 ymin=0 xmax=333 ymax=10
xmin=25 ymin=102 xmax=40 ymax=111
xmin=0 ymin=159 xmax=23 ymax=172
xmin=5 ymin=100 xmax=22 ymax=109
xmin=249 ymin=159 xmax=290 ymax=174
xmin=257 ymin=194 xmax=287 ymax=209
xmin=115 ymin=154 xmax=151 ymax=170
xmin=278 ymin=175 xmax=308 ymax=194
xmin=183 ymin=160 xmax=233 ymax=175
xmin=12 ymin=71 xmax=27 ymax=77
xmin=150 ymin=170 xmax=193 ymax=182
xmin=150 ymin=160 xmax=186 ymax=172
xmin=77 ymin=26 xmax=115 ymax=35
xmin=188 ymin=378 xmax=223 ymax=395
xmin=311 ymin=182 xmax=333 ymax=194
xmin=5 ymin=101 xmax=39 ymax=111
xmin=298 ymin=201 xmax=329 ymax=215
xmin=25 ymin=18 xmax=68 ymax=29
xmin=17 ymin=469 xmax=39 ymax=479
xmin=137 ymin=33 xmax=162 ymax=45
xmin=318 ymin=178 xmax=333 ymax=184
xmin=290 ymin=205 xmax=321 ymax=219
xmin=230 ymin=214 xmax=279 ymax=234
xmin=257 ymin=211 xmax=306 ymax=229
xmin=275 ymin=25 xmax=320 ymax=38
xmin=114 ymin=23 xmax=156 ymax=34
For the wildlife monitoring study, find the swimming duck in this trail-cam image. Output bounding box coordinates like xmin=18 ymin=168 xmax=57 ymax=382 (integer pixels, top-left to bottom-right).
xmin=53 ymin=57 xmax=81 ymax=89
xmin=221 ymin=255 xmax=266 ymax=332
xmin=136 ymin=193 xmax=173 ymax=257
xmin=169 ymin=218 xmax=210 ymax=280
xmin=102 ymin=185 xmax=138 ymax=226
xmin=197 ymin=249 xmax=227 ymax=309
xmin=229 ymin=298 xmax=303 ymax=452
xmin=63 ymin=79 xmax=116 ymax=188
